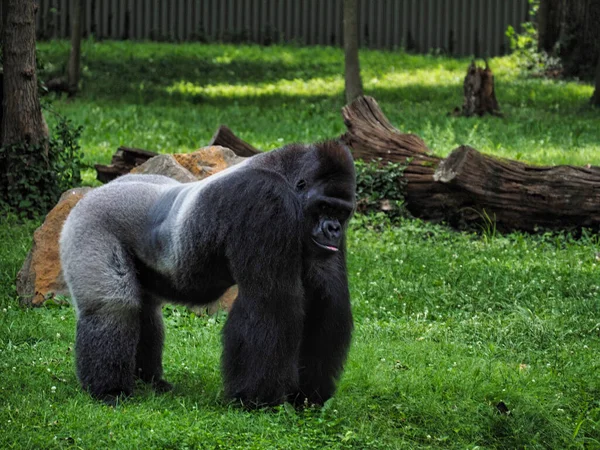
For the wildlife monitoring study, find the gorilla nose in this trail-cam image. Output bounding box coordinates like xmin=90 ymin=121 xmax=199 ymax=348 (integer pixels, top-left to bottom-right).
xmin=322 ymin=219 xmax=341 ymax=239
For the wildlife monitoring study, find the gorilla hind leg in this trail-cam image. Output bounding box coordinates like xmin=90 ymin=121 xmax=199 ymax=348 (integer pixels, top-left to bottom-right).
xmin=135 ymin=299 xmax=173 ymax=393
xmin=75 ymin=309 xmax=140 ymax=404
xmin=66 ymin=234 xmax=145 ymax=404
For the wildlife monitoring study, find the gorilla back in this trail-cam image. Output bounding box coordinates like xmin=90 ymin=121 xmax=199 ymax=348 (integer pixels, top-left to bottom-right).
xmin=60 ymin=140 xmax=356 ymax=407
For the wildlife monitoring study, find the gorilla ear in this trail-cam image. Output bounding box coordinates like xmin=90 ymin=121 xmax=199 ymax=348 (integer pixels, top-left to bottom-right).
xmin=314 ymin=140 xmax=355 ymax=175
xmin=335 ymin=139 xmax=353 ymax=156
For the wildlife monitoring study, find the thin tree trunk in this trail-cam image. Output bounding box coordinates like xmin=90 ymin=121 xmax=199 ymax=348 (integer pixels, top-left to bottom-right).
xmin=67 ymin=0 xmax=83 ymax=95
xmin=343 ymin=0 xmax=363 ymax=105
xmin=1 ymin=0 xmax=48 ymax=147
xmin=592 ymin=54 xmax=600 ymax=106
xmin=537 ymin=0 xmax=549 ymax=52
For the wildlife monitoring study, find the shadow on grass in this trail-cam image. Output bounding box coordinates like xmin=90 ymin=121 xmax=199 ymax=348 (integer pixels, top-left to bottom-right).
xmin=38 ymin=41 xmax=594 ymax=112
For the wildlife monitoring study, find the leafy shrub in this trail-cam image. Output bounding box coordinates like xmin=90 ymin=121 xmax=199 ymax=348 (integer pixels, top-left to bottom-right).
xmin=505 ymin=6 xmax=562 ymax=78
xmin=0 ymin=113 xmax=84 ymax=219
xmin=354 ymin=158 xmax=409 ymax=222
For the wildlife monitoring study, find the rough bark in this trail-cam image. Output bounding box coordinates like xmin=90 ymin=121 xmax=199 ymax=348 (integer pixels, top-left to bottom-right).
xmin=342 ymin=96 xmax=600 ymax=232
xmin=208 ymin=125 xmax=260 ymax=157
xmin=537 ymin=0 xmax=561 ymax=53
xmin=592 ymin=54 xmax=600 ymax=106
xmin=1 ymin=0 xmax=48 ymax=147
xmin=343 ymin=0 xmax=363 ymax=105
xmin=457 ymin=61 xmax=501 ymax=117
xmin=95 ymin=147 xmax=158 ymax=183
xmin=67 ymin=0 xmax=83 ymax=95
xmin=536 ymin=0 xmax=600 ymax=79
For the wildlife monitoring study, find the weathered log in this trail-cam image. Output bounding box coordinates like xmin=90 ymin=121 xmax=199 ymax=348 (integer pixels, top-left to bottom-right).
xmin=342 ymin=96 xmax=600 ymax=232
xmin=94 ymin=147 xmax=158 ymax=183
xmin=208 ymin=125 xmax=261 ymax=157
xmin=95 ymin=126 xmax=261 ymax=183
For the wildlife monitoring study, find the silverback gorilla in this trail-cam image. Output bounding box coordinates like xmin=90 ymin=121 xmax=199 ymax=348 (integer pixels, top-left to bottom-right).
xmin=60 ymin=140 xmax=356 ymax=407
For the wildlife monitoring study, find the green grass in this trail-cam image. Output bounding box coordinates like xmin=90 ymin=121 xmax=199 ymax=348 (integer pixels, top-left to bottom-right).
xmin=38 ymin=40 xmax=599 ymax=168
xmin=1 ymin=41 xmax=599 ymax=448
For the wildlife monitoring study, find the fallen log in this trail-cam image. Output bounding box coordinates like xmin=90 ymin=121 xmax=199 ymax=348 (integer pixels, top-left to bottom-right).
xmin=93 ymin=98 xmax=600 ymax=232
xmin=208 ymin=125 xmax=261 ymax=157
xmin=95 ymin=126 xmax=261 ymax=182
xmin=95 ymin=147 xmax=158 ymax=183
xmin=342 ymin=96 xmax=600 ymax=232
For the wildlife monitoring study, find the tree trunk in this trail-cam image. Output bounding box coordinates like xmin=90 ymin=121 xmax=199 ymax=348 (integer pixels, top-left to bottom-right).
xmin=536 ymin=0 xmax=600 ymax=79
xmin=67 ymin=0 xmax=83 ymax=95
xmin=537 ymin=0 xmax=550 ymax=52
xmin=342 ymin=96 xmax=600 ymax=232
xmin=343 ymin=0 xmax=363 ymax=105
xmin=1 ymin=0 xmax=48 ymax=147
xmin=592 ymin=54 xmax=600 ymax=106
xmin=536 ymin=0 xmax=564 ymax=53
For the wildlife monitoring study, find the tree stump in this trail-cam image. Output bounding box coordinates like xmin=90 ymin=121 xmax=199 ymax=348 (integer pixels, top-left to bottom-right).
xmin=343 ymin=96 xmax=600 ymax=232
xmin=456 ymin=60 xmax=501 ymax=117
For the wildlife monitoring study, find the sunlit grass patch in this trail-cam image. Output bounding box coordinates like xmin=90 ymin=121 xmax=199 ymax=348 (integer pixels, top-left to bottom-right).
xmin=166 ymin=76 xmax=344 ymax=100
xmin=37 ymin=40 xmax=600 ymax=166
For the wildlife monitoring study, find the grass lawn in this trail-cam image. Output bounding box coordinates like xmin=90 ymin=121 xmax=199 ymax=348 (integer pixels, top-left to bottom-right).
xmin=1 ymin=41 xmax=599 ymax=449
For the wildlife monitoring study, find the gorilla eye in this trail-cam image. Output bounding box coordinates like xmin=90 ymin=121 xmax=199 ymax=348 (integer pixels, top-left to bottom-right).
xmin=296 ymin=179 xmax=307 ymax=191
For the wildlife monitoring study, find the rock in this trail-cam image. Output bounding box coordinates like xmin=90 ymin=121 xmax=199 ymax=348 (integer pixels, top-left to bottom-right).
xmin=18 ymin=146 xmax=248 ymax=309
xmin=130 ymin=154 xmax=197 ymax=183
xmin=173 ymin=145 xmax=246 ymax=180
xmin=17 ymin=187 xmax=93 ymax=305
xmin=191 ymin=285 xmax=239 ymax=315
xmin=130 ymin=146 xmax=246 ymax=183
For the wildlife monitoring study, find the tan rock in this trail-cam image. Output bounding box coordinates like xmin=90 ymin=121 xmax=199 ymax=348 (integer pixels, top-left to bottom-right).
xmin=191 ymin=285 xmax=239 ymax=315
xmin=130 ymin=154 xmax=197 ymax=183
xmin=173 ymin=145 xmax=246 ymax=180
xmin=17 ymin=187 xmax=93 ymax=305
xmin=18 ymin=146 xmax=248 ymax=309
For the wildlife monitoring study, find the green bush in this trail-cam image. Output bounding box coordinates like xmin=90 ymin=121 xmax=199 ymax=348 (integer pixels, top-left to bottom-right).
xmin=0 ymin=114 xmax=84 ymax=219
xmin=354 ymin=159 xmax=409 ymax=222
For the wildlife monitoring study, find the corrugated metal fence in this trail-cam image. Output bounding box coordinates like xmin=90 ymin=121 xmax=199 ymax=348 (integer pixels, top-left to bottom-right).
xmin=3 ymin=0 xmax=530 ymax=56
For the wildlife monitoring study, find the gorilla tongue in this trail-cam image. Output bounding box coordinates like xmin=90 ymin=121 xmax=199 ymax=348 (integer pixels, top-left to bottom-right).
xmin=325 ymin=245 xmax=339 ymax=252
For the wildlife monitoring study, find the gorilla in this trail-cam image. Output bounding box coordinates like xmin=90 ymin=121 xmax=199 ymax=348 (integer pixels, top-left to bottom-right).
xmin=59 ymin=140 xmax=356 ymax=407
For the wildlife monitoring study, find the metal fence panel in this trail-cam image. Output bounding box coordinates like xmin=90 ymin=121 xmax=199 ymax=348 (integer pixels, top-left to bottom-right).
xmin=0 ymin=0 xmax=529 ymax=56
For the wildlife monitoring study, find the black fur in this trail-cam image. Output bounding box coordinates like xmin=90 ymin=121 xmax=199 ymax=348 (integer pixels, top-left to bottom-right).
xmin=60 ymin=141 xmax=356 ymax=407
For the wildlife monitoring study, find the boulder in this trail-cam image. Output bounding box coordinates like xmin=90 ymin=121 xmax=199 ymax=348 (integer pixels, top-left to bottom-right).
xmin=191 ymin=285 xmax=239 ymax=315
xmin=17 ymin=187 xmax=93 ymax=305
xmin=130 ymin=154 xmax=197 ymax=183
xmin=18 ymin=146 xmax=247 ymax=311
xmin=173 ymin=145 xmax=246 ymax=180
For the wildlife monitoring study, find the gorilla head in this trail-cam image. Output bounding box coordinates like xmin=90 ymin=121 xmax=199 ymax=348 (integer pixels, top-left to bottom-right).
xmin=60 ymin=140 xmax=356 ymax=407
xmin=292 ymin=142 xmax=355 ymax=256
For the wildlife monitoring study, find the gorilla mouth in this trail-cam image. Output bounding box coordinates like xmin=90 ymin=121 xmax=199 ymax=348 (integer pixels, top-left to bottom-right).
xmin=312 ymin=239 xmax=339 ymax=252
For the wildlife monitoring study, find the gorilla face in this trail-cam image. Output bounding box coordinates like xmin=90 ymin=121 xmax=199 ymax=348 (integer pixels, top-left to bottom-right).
xmin=295 ymin=142 xmax=356 ymax=256
xmin=305 ymin=197 xmax=354 ymax=254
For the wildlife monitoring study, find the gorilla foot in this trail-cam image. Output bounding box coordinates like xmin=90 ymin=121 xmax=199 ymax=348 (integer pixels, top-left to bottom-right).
xmin=151 ymin=379 xmax=174 ymax=393
xmin=291 ymin=391 xmax=328 ymax=408
xmin=93 ymin=390 xmax=132 ymax=406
